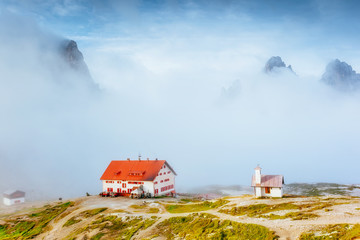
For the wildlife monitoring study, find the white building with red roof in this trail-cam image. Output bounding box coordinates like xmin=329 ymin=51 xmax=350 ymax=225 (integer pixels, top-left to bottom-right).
xmin=251 ymin=166 xmax=284 ymax=198
xmin=3 ymin=190 xmax=25 ymax=206
xmin=100 ymin=158 xmax=177 ymax=197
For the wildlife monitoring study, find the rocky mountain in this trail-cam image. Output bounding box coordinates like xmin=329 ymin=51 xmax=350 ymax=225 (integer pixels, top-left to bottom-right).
xmin=264 ymin=56 xmax=294 ymax=74
xmin=321 ymin=59 xmax=360 ymax=90
xmin=61 ymin=40 xmax=91 ymax=76
xmin=58 ymin=39 xmax=97 ymax=89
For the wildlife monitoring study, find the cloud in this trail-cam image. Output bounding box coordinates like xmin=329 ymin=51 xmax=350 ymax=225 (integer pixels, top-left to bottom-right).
xmin=1 ymin=1 xmax=360 ymax=200
xmin=0 ymin=13 xmax=100 ymax=199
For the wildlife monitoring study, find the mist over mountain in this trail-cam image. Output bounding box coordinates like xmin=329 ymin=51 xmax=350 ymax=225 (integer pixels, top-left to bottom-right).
xmin=0 ymin=15 xmax=100 ymax=199
xmin=0 ymin=14 xmax=96 ymax=91
xmin=56 ymin=39 xmax=97 ymax=90
xmin=321 ymin=59 xmax=360 ymax=91
xmin=60 ymin=40 xmax=94 ymax=86
xmin=264 ymin=56 xmax=294 ymax=74
xmin=2 ymin=2 xmax=360 ymax=201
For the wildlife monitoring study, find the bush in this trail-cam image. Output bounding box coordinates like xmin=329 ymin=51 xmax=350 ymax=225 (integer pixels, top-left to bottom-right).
xmin=155 ymin=213 xmax=278 ymax=239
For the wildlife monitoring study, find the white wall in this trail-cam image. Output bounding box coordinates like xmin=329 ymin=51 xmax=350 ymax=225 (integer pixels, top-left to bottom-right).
xmin=143 ymin=181 xmax=155 ymax=196
xmin=153 ymin=163 xmax=176 ymax=196
xmin=102 ymin=180 xmax=154 ymax=195
xmin=255 ymin=187 xmax=262 ymax=197
xmin=3 ymin=197 xmax=25 ymax=206
xmin=255 ymin=187 xmax=283 ymax=198
xmin=268 ymin=187 xmax=283 ymax=197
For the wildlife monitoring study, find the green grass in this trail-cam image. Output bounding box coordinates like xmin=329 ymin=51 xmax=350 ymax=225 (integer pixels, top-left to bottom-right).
xmin=267 ymin=212 xmax=319 ymax=220
xmin=180 ymin=198 xmax=202 ymax=203
xmin=147 ymin=208 xmax=160 ymax=213
xmin=65 ymin=215 xmax=158 ymax=240
xmin=220 ymin=200 xmax=345 ymax=220
xmin=0 ymin=201 xmax=74 ymax=240
xmin=219 ymin=202 xmax=300 ymax=217
xmin=155 ymin=213 xmax=278 ymax=240
xmin=63 ymin=207 xmax=107 ymax=227
xmin=80 ymin=208 xmax=108 ymax=217
xmin=299 ymin=224 xmax=360 ymax=239
xmin=165 ymin=199 xmax=229 ymax=213
xmin=63 ymin=217 xmax=82 ymax=227
xmin=90 ymin=232 xmax=105 ymax=240
xmin=130 ymin=204 xmax=147 ymax=209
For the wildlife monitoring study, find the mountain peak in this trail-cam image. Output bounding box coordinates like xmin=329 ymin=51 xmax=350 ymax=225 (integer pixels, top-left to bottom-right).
xmin=61 ymin=40 xmax=89 ymax=73
xmin=63 ymin=40 xmax=83 ymax=68
xmin=264 ymin=56 xmax=294 ymax=74
xmin=321 ymin=59 xmax=360 ymax=90
xmin=58 ymin=39 xmax=98 ymax=89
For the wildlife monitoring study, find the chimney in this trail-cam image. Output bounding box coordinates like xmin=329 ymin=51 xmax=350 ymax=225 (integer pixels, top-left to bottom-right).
xmin=138 ymin=154 xmax=141 ymax=160
xmin=155 ymin=158 xmax=158 ymax=161
xmin=127 ymin=158 xmax=130 ymax=161
xmin=147 ymin=158 xmax=149 ymax=161
xmin=255 ymin=165 xmax=261 ymax=185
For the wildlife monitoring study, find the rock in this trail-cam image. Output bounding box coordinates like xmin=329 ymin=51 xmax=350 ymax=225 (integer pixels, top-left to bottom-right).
xmin=58 ymin=39 xmax=98 ymax=90
xmin=264 ymin=56 xmax=294 ymax=74
xmin=321 ymin=59 xmax=360 ymax=90
xmin=60 ymin=40 xmax=91 ymax=77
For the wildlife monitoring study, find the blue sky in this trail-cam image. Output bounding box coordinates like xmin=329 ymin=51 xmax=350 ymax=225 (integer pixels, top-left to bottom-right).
xmin=3 ymin=0 xmax=360 ymax=42
xmin=1 ymin=0 xmax=360 ymax=197
xmin=2 ymin=0 xmax=358 ymax=72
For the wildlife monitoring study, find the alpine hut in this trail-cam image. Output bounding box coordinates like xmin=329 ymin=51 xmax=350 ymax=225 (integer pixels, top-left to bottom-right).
xmin=100 ymin=158 xmax=176 ymax=197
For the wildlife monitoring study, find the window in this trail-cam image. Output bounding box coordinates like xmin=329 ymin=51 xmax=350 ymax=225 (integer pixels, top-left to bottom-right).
xmin=128 ymin=181 xmax=140 ymax=184
xmin=160 ymin=173 xmax=162 ymax=175
xmin=117 ymin=181 xmax=120 ymax=183
xmin=117 ymin=188 xmax=121 ymax=193
xmin=127 ymin=189 xmax=131 ymax=193
xmin=122 ymin=183 xmax=127 ymax=188
xmin=107 ymin=188 xmax=113 ymax=192
xmin=154 ymin=181 xmax=158 ymax=184
xmin=164 ymin=165 xmax=166 ymax=168
xmin=164 ymin=172 xmax=166 ymax=175
xmin=160 ymin=180 xmax=163 ymax=183
xmin=155 ymin=189 xmax=158 ymax=194
xmin=128 ymin=171 xmax=146 ymax=176
xmin=265 ymin=187 xmax=271 ymax=194
xmin=168 ymin=171 xmax=171 ymax=174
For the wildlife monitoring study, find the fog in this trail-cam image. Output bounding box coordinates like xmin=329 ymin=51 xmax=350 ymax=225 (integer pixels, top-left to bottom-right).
xmin=1 ymin=1 xmax=360 ymax=199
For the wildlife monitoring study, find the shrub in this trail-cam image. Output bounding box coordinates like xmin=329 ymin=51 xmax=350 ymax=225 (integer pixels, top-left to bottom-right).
xmin=155 ymin=213 xmax=278 ymax=239
xmin=0 ymin=201 xmax=74 ymax=239
xmin=165 ymin=199 xmax=229 ymax=213
xmin=299 ymin=224 xmax=360 ymax=239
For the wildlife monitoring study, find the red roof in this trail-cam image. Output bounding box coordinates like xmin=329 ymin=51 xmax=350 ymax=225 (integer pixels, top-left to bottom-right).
xmin=251 ymin=175 xmax=284 ymax=188
xmin=100 ymin=160 xmax=176 ymax=181
xmin=3 ymin=190 xmax=25 ymax=199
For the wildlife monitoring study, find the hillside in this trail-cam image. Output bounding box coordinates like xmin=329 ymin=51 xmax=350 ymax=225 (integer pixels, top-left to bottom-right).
xmin=1 ymin=194 xmax=360 ymax=240
xmin=187 ymin=183 xmax=360 ymax=198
